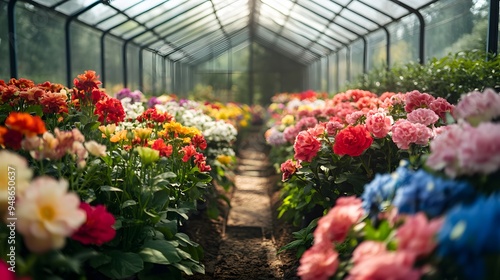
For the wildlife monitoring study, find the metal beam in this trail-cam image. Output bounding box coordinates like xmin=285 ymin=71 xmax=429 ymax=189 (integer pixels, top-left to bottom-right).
xmin=8 ymin=0 xmax=18 ymax=79
xmin=487 ymin=0 xmax=499 ymax=58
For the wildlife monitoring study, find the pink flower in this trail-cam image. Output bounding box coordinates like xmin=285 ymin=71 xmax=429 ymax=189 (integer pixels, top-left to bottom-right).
xmin=0 ymin=260 xmax=15 ymax=280
xmin=426 ymin=124 xmax=462 ymax=177
xmin=326 ymin=120 xmax=344 ymax=136
xmin=314 ymin=196 xmax=364 ymax=245
xmin=352 ymin=241 xmax=387 ymax=264
xmin=347 ymin=251 xmax=420 ymax=280
xmin=283 ymin=126 xmax=300 ymax=143
xmin=396 ymin=213 xmax=443 ymax=258
xmin=294 ymin=131 xmax=321 ymax=162
xmin=454 ymin=88 xmax=500 ymax=126
xmin=307 ymin=123 xmax=326 ymax=137
xmin=298 ymin=245 xmax=339 ymax=280
xmin=429 ymin=97 xmax=454 ymax=120
xmin=365 ymin=109 xmax=393 ymax=138
xmin=346 ymin=111 xmax=365 ymax=125
xmin=280 ymin=159 xmax=302 ymax=181
xmin=391 ymin=119 xmax=432 ymax=149
xmin=404 ymin=90 xmax=435 ymax=112
xmin=407 ymin=108 xmax=439 ymax=126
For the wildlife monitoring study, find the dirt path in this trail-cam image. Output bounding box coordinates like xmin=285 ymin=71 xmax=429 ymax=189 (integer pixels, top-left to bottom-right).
xmin=185 ymin=127 xmax=299 ymax=280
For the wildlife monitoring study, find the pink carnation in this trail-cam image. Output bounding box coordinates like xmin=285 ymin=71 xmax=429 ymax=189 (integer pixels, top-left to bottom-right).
xmin=352 ymin=241 xmax=387 ymax=264
xmin=391 ymin=119 xmax=432 ymax=149
xmin=429 ymin=97 xmax=454 ymax=120
xmin=294 ymin=131 xmax=321 ymax=162
xmin=307 ymin=123 xmax=326 ymax=137
xmin=396 ymin=213 xmax=443 ymax=258
xmin=346 ymin=111 xmax=365 ymax=125
xmin=426 ymin=124 xmax=463 ymax=177
xmin=314 ymin=196 xmax=364 ymax=245
xmin=365 ymin=109 xmax=393 ymax=138
xmin=298 ymin=245 xmax=339 ymax=280
xmin=453 ymin=88 xmax=500 ymax=126
xmin=326 ymin=121 xmax=344 ymax=136
xmin=347 ymin=251 xmax=420 ymax=280
xmin=407 ymin=108 xmax=439 ymax=126
xmin=404 ymin=90 xmax=435 ymax=112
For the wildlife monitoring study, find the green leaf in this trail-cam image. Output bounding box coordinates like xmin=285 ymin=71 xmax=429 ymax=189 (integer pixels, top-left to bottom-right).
xmin=154 ymin=171 xmax=177 ymax=180
xmin=139 ymin=239 xmax=182 ymax=265
xmin=175 ymin=233 xmax=199 ymax=247
xmin=121 ymin=200 xmax=137 ymax=209
xmin=172 ymin=261 xmax=193 ymax=276
xmin=89 ymin=254 xmax=112 ymax=268
xmin=96 ymin=252 xmax=143 ymax=279
xmin=149 ymin=189 xmax=170 ymax=210
xmin=100 ymin=185 xmax=123 ymax=192
xmin=25 ymin=105 xmax=43 ymax=116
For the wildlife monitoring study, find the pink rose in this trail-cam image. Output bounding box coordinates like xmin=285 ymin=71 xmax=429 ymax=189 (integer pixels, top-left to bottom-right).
xmin=396 ymin=213 xmax=443 ymax=258
xmin=407 ymin=108 xmax=439 ymax=126
xmin=280 ymin=159 xmax=302 ymax=181
xmin=294 ymin=131 xmax=321 ymax=162
xmin=365 ymin=110 xmax=393 ymax=138
xmin=347 ymin=251 xmax=420 ymax=280
xmin=298 ymin=245 xmax=339 ymax=280
xmin=314 ymin=196 xmax=364 ymax=245
xmin=352 ymin=241 xmax=387 ymax=264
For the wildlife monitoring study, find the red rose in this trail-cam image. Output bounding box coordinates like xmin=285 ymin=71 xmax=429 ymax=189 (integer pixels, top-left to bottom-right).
xmin=72 ymin=203 xmax=116 ymax=245
xmin=333 ymin=125 xmax=373 ymax=157
xmin=294 ymin=131 xmax=321 ymax=162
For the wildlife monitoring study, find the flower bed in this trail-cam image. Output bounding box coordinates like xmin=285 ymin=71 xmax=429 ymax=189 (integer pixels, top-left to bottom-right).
xmin=267 ymin=88 xmax=500 ymax=279
xmin=0 ymin=71 xmax=243 ymax=279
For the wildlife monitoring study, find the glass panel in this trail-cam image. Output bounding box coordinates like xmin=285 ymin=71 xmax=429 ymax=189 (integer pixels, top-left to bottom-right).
xmin=123 ymin=0 xmax=171 ymax=18
xmin=399 ymin=0 xmax=436 ymax=10
xmin=122 ymin=26 xmax=147 ymax=40
xmin=147 ymin=2 xmax=212 ymax=31
xmin=261 ymin=0 xmax=294 ymax=14
xmin=317 ymin=36 xmax=342 ymax=49
xmin=310 ymin=0 xmax=342 ymax=14
xmin=168 ymin=15 xmax=217 ymax=42
xmin=96 ymin=14 xmax=128 ymax=30
xmin=110 ymin=0 xmax=144 ymax=12
xmin=298 ymin=0 xmax=335 ymax=19
xmin=325 ymin=23 xmax=357 ymax=41
xmin=172 ymin=22 xmax=221 ymax=46
xmin=334 ymin=16 xmax=370 ymax=35
xmin=0 ymin=0 xmax=10 ymax=81
xmin=258 ymin=15 xmax=283 ymax=33
xmin=110 ymin=21 xmax=140 ymax=36
xmin=104 ymin=36 xmax=124 ymax=92
xmin=331 ymin=0 xmax=351 ymax=6
xmin=366 ymin=29 xmax=387 ymax=71
xmin=357 ymin=0 xmax=406 ymax=18
xmin=32 ymin=0 xmax=60 ymax=6
xmin=224 ymin=17 xmax=248 ymax=34
xmin=70 ymin=23 xmax=100 ymax=79
xmin=287 ymin=19 xmax=321 ymax=40
xmin=78 ymin=3 xmax=118 ymax=25
xmin=56 ymin=0 xmax=98 ymax=15
xmin=339 ymin=9 xmax=377 ymax=31
xmin=348 ymin=1 xmax=392 ymax=25
xmin=260 ymin=2 xmax=288 ymax=27
xmin=281 ymin=27 xmax=315 ymax=46
xmin=290 ymin=4 xmax=328 ymax=32
xmin=134 ymin=32 xmax=157 ymax=45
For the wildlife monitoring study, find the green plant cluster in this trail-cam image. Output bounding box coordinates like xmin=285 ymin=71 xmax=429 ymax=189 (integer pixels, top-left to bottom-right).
xmin=345 ymin=50 xmax=500 ymax=103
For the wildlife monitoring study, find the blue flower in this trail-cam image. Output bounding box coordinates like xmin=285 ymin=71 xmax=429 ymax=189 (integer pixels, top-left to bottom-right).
xmin=437 ymin=193 xmax=500 ymax=279
xmin=393 ymin=169 xmax=475 ymax=218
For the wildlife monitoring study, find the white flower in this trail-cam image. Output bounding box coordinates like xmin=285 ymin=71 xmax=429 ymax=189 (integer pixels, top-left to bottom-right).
xmin=0 ymin=151 xmax=33 ymax=206
xmin=84 ymin=140 xmax=107 ymax=157
xmin=16 ymin=177 xmax=86 ymax=253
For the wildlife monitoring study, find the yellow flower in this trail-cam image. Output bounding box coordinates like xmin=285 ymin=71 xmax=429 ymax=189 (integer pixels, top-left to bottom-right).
xmin=216 ymin=155 xmax=233 ymax=165
xmin=134 ymin=127 xmax=152 ymax=140
xmin=239 ymin=119 xmax=248 ymax=127
xmin=99 ymin=124 xmax=116 ymax=138
xmin=110 ymin=130 xmax=127 ymax=143
xmin=281 ymin=115 xmax=295 ymax=125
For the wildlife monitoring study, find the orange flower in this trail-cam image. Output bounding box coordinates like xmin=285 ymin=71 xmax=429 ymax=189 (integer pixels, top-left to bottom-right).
xmin=73 ymin=70 xmax=102 ymax=92
xmin=5 ymin=112 xmax=46 ymax=137
xmin=40 ymin=90 xmax=69 ymax=114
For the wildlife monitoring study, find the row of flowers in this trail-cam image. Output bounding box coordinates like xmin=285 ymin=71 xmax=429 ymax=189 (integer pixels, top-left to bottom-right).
xmin=0 ymin=71 xmax=245 ymax=279
xmin=265 ymin=88 xmax=500 ymax=279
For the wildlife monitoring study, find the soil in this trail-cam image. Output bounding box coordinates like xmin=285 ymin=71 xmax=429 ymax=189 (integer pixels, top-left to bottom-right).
xmin=183 ymin=126 xmax=300 ymax=280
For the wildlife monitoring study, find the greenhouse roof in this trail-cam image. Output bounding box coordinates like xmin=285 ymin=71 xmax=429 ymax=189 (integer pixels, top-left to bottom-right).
xmin=27 ymin=0 xmax=439 ymax=65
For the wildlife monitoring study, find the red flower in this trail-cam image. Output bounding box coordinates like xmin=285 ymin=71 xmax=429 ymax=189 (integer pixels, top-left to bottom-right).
xmin=5 ymin=112 xmax=47 ymax=137
xmin=72 ymin=202 xmax=116 ymax=246
xmin=94 ymin=97 xmax=125 ymax=124
xmin=0 ymin=260 xmax=15 ymax=280
xmin=40 ymin=91 xmax=69 ymax=114
xmin=194 ymin=152 xmax=211 ymax=172
xmin=293 ymin=131 xmax=321 ymax=162
xmin=280 ymin=159 xmax=302 ymax=181
xmin=191 ymin=134 xmax=207 ymax=150
xmin=137 ymin=108 xmax=174 ymax=123
xmin=333 ymin=125 xmax=373 ymax=157
xmin=151 ymin=138 xmax=173 ymax=157
xmin=73 ymin=70 xmax=101 ymax=92
xmin=181 ymin=145 xmax=197 ymax=162
xmin=0 ymin=128 xmax=23 ymax=150
xmin=9 ymin=78 xmax=34 ymax=89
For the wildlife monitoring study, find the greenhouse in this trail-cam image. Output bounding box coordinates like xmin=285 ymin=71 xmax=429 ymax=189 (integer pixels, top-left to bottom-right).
xmin=1 ymin=0 xmax=500 ymax=279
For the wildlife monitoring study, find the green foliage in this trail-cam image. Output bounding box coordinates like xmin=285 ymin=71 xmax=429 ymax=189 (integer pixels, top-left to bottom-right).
xmin=345 ymin=50 xmax=500 ymax=104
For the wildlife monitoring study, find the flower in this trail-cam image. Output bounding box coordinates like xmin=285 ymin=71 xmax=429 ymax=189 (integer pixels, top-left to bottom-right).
xmin=280 ymin=159 xmax=302 ymax=181
xmin=136 ymin=146 xmax=160 ymax=165
xmin=0 ymin=127 xmax=23 ymax=150
xmin=73 ymin=70 xmax=101 ymax=92
xmin=365 ymin=109 xmax=393 ymax=138
xmin=333 ymin=125 xmax=373 ymax=157
xmin=314 ymin=196 xmax=364 ymax=244
xmin=151 ymin=138 xmax=173 ymax=157
xmin=71 ymin=203 xmax=116 ymax=245
xmin=94 ymin=97 xmax=126 ymax=124
xmin=404 ymin=90 xmax=434 ymax=112
xmin=297 ymin=245 xmax=339 ymax=280
xmin=453 ymin=88 xmax=500 ymax=126
xmin=84 ymin=140 xmax=107 ymax=157
xmin=5 ymin=112 xmax=46 ymax=137
xmin=347 ymin=251 xmax=421 ymax=280
xmin=39 ymin=90 xmax=69 ymax=114
xmin=361 ymin=173 xmax=397 ymax=215
xmin=437 ymin=193 xmax=500 ymax=279
xmin=16 ymin=177 xmax=86 ymax=253
xmin=181 ymin=145 xmax=197 ymax=162
xmin=0 ymin=260 xmax=15 ymax=280
xmin=294 ymin=130 xmax=321 ymax=162
xmin=396 ymin=213 xmax=443 ymax=258
xmin=391 ymin=119 xmax=432 ymax=149
xmin=351 ymin=241 xmax=387 ymax=264
xmin=406 ymin=108 xmax=439 ymax=126
xmin=0 ymin=150 xmax=33 ymax=208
